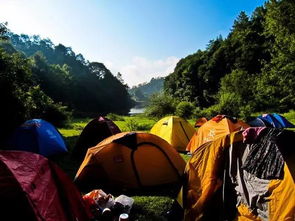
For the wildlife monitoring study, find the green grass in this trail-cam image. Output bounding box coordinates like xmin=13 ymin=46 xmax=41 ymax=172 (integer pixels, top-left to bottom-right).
xmin=55 ymin=115 xmax=187 ymax=220
xmin=58 ymin=129 xmax=81 ymax=137
xmin=180 ymin=153 xmax=191 ymax=162
xmin=59 ymin=112 xmax=295 ymax=220
xmin=115 ymin=115 xmax=157 ymax=132
xmin=130 ymin=196 xmax=174 ymax=221
xmin=282 ymin=110 xmax=295 ymax=125
xmin=55 ymin=112 xmax=295 ymax=220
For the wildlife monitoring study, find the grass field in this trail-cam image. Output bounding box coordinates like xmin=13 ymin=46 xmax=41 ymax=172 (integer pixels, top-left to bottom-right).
xmin=55 ymin=115 xmax=192 ymax=221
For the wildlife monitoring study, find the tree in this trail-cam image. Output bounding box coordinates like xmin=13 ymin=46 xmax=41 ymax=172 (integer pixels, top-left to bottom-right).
xmin=8 ymin=32 xmax=135 ymax=116
xmin=256 ymin=0 xmax=295 ymax=111
xmin=0 ymin=22 xmax=8 ymax=40
xmin=145 ymin=93 xmax=177 ymax=118
xmin=175 ymin=101 xmax=194 ymax=119
xmin=0 ymin=49 xmax=68 ymax=143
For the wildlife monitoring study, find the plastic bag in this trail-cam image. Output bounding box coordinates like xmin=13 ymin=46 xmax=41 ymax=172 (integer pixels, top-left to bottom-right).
xmin=83 ymin=189 xmax=115 ymax=210
xmin=114 ymin=195 xmax=134 ymax=214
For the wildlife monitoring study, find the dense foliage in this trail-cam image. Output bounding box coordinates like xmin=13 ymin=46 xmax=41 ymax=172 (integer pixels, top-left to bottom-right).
xmin=0 ymin=24 xmax=133 ymax=143
xmin=164 ymin=0 xmax=295 ymax=118
xmin=145 ymin=93 xmax=177 ymax=118
xmin=0 ymin=47 xmax=71 ymax=142
xmin=8 ymin=33 xmax=134 ymax=115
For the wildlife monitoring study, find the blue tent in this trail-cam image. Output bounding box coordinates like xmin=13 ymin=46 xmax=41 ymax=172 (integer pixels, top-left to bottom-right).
xmin=272 ymin=113 xmax=295 ymax=128
xmin=247 ymin=117 xmax=270 ymax=127
xmin=258 ymin=114 xmax=282 ymax=128
xmin=248 ymin=113 xmax=295 ymax=128
xmin=7 ymin=119 xmax=67 ymax=157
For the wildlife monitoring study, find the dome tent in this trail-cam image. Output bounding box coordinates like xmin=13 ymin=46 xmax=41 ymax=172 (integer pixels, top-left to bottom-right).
xmin=6 ymin=119 xmax=67 ymax=157
xmin=248 ymin=113 xmax=295 ymax=128
xmin=0 ymin=151 xmax=91 ymax=221
xmin=186 ymin=115 xmax=249 ymax=153
xmin=180 ymin=129 xmax=295 ymax=221
xmin=74 ymin=132 xmax=186 ymax=192
xmin=72 ymin=116 xmax=121 ymax=160
xmin=150 ymin=116 xmax=195 ymax=152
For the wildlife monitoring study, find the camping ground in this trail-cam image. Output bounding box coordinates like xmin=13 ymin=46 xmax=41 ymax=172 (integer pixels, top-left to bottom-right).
xmin=54 ymin=112 xmax=295 ymax=220
xmin=54 ymin=114 xmax=192 ymax=220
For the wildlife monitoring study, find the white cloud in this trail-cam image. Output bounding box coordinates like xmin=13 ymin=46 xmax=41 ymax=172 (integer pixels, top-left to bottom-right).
xmin=107 ymin=56 xmax=179 ymax=87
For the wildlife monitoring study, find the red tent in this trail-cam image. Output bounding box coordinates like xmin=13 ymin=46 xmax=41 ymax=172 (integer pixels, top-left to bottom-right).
xmin=73 ymin=116 xmax=121 ymax=161
xmin=0 ymin=151 xmax=91 ymax=221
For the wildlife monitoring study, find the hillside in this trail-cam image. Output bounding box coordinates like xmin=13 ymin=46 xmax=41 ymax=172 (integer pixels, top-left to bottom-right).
xmin=163 ymin=1 xmax=295 ymax=118
xmin=3 ymin=32 xmax=134 ymax=116
xmin=129 ymin=77 xmax=164 ymax=102
xmin=0 ymin=26 xmax=134 ymax=142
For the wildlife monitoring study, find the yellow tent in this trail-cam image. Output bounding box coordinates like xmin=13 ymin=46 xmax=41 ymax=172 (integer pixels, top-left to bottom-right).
xmin=186 ymin=115 xmax=249 ymax=153
xmin=180 ymin=129 xmax=295 ymax=221
xmin=74 ymin=132 xmax=186 ymax=191
xmin=150 ymin=116 xmax=195 ymax=152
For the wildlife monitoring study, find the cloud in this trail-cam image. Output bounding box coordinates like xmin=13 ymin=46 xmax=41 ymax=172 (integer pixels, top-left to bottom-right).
xmin=107 ymin=56 xmax=179 ymax=87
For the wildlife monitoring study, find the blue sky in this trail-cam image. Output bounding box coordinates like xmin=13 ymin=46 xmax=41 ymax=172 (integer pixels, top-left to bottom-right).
xmin=0 ymin=0 xmax=266 ymax=86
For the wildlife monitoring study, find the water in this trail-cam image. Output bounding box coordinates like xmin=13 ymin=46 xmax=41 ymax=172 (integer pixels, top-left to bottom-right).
xmin=129 ymin=107 xmax=145 ymax=115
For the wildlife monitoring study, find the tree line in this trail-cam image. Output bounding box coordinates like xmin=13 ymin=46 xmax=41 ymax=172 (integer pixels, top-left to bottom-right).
xmin=0 ymin=24 xmax=133 ymax=142
xmin=160 ymin=0 xmax=295 ymax=119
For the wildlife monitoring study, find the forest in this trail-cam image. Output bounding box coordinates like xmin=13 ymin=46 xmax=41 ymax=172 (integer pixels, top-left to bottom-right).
xmin=162 ymin=0 xmax=295 ymax=119
xmin=0 ymin=23 xmax=133 ymax=142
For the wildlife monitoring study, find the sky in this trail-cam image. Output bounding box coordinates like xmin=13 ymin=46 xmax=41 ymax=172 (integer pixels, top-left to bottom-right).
xmin=0 ymin=0 xmax=266 ymax=87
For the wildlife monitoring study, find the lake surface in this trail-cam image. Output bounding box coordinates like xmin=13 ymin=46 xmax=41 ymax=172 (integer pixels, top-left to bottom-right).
xmin=129 ymin=107 xmax=146 ymax=115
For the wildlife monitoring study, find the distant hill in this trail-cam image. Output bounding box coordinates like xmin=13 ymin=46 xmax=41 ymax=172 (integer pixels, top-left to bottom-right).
xmin=129 ymin=77 xmax=164 ymax=102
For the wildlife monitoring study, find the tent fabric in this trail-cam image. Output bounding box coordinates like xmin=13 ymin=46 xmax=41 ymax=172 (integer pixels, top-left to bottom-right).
xmin=150 ymin=116 xmax=195 ymax=152
xmin=194 ymin=117 xmax=208 ymax=128
xmin=180 ymin=129 xmax=295 ymax=221
xmin=247 ymin=117 xmax=269 ymax=127
xmin=272 ymin=113 xmax=295 ymax=128
xmin=259 ymin=114 xmax=282 ymax=128
xmin=186 ymin=115 xmax=249 ymax=153
xmin=73 ymin=116 xmax=121 ymax=160
xmin=6 ymin=119 xmax=67 ymax=157
xmin=74 ymin=132 xmax=186 ymax=192
xmin=0 ymin=151 xmax=91 ymax=221
xmin=248 ymin=113 xmax=295 ymax=128
xmin=242 ymin=128 xmax=285 ymax=179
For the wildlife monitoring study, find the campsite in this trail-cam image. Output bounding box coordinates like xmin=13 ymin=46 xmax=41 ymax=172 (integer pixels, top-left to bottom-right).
xmin=44 ymin=113 xmax=295 ymax=220
xmin=1 ymin=0 xmax=295 ymax=220
xmin=0 ymin=113 xmax=294 ymax=220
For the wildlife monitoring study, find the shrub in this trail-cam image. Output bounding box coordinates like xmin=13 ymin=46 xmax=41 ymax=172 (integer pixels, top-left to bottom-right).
xmin=175 ymin=101 xmax=194 ymax=119
xmin=145 ymin=93 xmax=177 ymax=118
xmin=199 ymin=105 xmax=220 ymax=119
xmin=106 ymin=113 xmax=125 ymax=121
xmin=42 ymin=103 xmax=72 ymax=128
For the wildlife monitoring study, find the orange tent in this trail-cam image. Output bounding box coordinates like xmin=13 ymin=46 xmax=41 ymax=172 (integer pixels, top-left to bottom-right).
xmin=186 ymin=115 xmax=249 ymax=153
xmin=194 ymin=117 xmax=208 ymax=127
xmin=180 ymin=129 xmax=295 ymax=221
xmin=74 ymin=132 xmax=186 ymax=191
